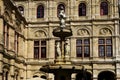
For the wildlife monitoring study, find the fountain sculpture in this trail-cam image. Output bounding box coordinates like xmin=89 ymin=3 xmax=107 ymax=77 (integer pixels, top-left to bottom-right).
xmin=40 ymin=6 xmax=86 ymax=80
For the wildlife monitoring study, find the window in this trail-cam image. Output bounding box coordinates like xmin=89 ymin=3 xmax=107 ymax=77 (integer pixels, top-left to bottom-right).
xmin=98 ymin=38 xmax=112 ymax=57
xmin=3 ymin=23 xmax=9 ymax=49
xmin=37 ymin=5 xmax=44 ymax=18
xmin=34 ymin=40 xmax=46 ymax=59
xmin=79 ymin=3 xmax=86 ymax=16
xmin=76 ymin=39 xmax=90 ymax=58
xmin=57 ymin=4 xmax=65 ymax=17
xmin=18 ymin=6 xmax=24 ymax=15
xmin=100 ymin=2 xmax=108 ymax=15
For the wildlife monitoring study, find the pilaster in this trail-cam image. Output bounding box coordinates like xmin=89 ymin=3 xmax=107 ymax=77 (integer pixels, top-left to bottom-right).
xmin=70 ymin=38 xmax=76 ymax=58
xmin=8 ymin=27 xmax=15 ymax=57
xmin=48 ymin=39 xmax=55 ymax=61
xmin=0 ymin=53 xmax=3 ymax=80
xmin=10 ymin=59 xmax=15 ymax=80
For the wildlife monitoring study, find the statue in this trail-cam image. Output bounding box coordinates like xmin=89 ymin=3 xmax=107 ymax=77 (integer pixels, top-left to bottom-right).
xmin=59 ymin=6 xmax=66 ymax=27
xmin=56 ymin=42 xmax=61 ymax=58
xmin=65 ymin=39 xmax=70 ymax=56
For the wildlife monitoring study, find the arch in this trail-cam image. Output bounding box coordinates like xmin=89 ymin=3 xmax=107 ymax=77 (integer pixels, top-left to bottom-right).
xmin=76 ymin=70 xmax=92 ymax=80
xmin=41 ymin=75 xmax=47 ymax=79
xmin=57 ymin=3 xmax=65 ymax=17
xmin=37 ymin=4 xmax=44 ymax=18
xmin=100 ymin=1 xmax=109 ymax=15
xmin=98 ymin=71 xmax=116 ymax=80
xmin=78 ymin=2 xmax=86 ymax=16
xmin=77 ymin=28 xmax=90 ymax=36
xmin=34 ymin=30 xmax=47 ymax=37
xmin=99 ymin=28 xmax=112 ymax=36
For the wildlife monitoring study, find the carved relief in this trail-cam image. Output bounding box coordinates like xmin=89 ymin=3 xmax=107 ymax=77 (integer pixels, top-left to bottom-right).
xmin=35 ymin=30 xmax=46 ymax=37
xmin=77 ymin=29 xmax=89 ymax=36
xmin=99 ymin=28 xmax=112 ymax=35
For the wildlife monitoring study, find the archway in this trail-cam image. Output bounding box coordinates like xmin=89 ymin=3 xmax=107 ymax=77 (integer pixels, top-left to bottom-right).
xmin=98 ymin=71 xmax=115 ymax=80
xmin=76 ymin=71 xmax=92 ymax=80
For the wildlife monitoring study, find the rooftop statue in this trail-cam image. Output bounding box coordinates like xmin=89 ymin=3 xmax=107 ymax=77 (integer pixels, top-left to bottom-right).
xmin=59 ymin=6 xmax=66 ymax=27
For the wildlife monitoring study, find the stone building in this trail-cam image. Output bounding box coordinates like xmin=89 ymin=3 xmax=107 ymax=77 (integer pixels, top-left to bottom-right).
xmin=0 ymin=0 xmax=120 ymax=80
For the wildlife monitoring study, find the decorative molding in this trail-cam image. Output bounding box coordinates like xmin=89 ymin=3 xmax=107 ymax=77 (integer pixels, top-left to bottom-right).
xmin=77 ymin=29 xmax=89 ymax=36
xmin=99 ymin=28 xmax=112 ymax=35
xmin=35 ymin=30 xmax=46 ymax=37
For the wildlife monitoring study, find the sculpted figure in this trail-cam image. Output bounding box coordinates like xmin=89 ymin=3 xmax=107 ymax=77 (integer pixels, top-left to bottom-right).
xmin=65 ymin=39 xmax=70 ymax=56
xmin=56 ymin=42 xmax=61 ymax=58
xmin=59 ymin=6 xmax=66 ymax=27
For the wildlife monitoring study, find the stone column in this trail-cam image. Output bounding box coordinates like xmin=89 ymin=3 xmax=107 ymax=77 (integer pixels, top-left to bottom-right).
xmin=0 ymin=53 xmax=3 ymax=80
xmin=92 ymin=38 xmax=98 ymax=60
xmin=8 ymin=28 xmax=15 ymax=56
xmin=18 ymin=36 xmax=24 ymax=59
xmin=70 ymin=38 xmax=76 ymax=59
xmin=91 ymin=0 xmax=96 ymax=19
xmin=20 ymin=68 xmax=24 ymax=80
xmin=114 ymin=0 xmax=119 ymax=18
xmin=26 ymin=65 xmax=32 ymax=79
xmin=93 ymin=64 xmax=98 ymax=80
xmin=48 ymin=39 xmax=55 ymax=61
xmin=10 ymin=59 xmax=15 ymax=80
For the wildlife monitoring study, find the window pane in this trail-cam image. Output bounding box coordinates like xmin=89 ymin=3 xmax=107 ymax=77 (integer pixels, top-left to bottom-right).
xmin=84 ymin=46 xmax=90 ymax=57
xmin=99 ymin=39 xmax=104 ymax=44
xmin=106 ymin=39 xmax=112 ymax=44
xmin=99 ymin=46 xmax=105 ymax=57
xmin=41 ymin=47 xmax=46 ymax=58
xmin=37 ymin=5 xmax=44 ymax=18
xmin=34 ymin=47 xmax=39 ymax=59
xmin=106 ymin=46 xmax=112 ymax=57
xmin=41 ymin=41 xmax=46 ymax=45
xmin=79 ymin=3 xmax=86 ymax=16
xmin=84 ymin=39 xmax=89 ymax=44
xmin=34 ymin=41 xmax=39 ymax=46
xmin=76 ymin=47 xmax=82 ymax=57
xmin=76 ymin=39 xmax=82 ymax=45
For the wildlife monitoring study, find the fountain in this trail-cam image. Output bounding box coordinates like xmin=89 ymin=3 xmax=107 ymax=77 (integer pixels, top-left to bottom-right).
xmin=40 ymin=6 xmax=86 ymax=80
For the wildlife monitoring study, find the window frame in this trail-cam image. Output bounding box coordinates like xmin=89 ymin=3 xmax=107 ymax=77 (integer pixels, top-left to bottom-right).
xmin=98 ymin=38 xmax=113 ymax=58
xmin=78 ymin=3 xmax=86 ymax=16
xmin=100 ymin=1 xmax=108 ymax=15
xmin=34 ymin=40 xmax=47 ymax=59
xmin=76 ymin=38 xmax=90 ymax=58
xmin=37 ymin=5 xmax=44 ymax=18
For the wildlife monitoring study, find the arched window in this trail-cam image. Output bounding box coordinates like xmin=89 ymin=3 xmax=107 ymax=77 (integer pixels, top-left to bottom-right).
xmin=79 ymin=3 xmax=86 ymax=16
xmin=100 ymin=2 xmax=108 ymax=15
xmin=57 ymin=4 xmax=65 ymax=17
xmin=18 ymin=6 xmax=24 ymax=15
xmin=37 ymin=5 xmax=44 ymax=18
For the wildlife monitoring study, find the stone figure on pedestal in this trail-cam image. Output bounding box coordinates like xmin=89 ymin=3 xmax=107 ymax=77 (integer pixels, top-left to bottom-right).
xmin=65 ymin=39 xmax=70 ymax=56
xmin=59 ymin=6 xmax=66 ymax=27
xmin=56 ymin=42 xmax=61 ymax=58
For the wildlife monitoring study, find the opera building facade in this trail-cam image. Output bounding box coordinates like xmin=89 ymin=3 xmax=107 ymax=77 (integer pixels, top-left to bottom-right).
xmin=0 ymin=0 xmax=120 ymax=80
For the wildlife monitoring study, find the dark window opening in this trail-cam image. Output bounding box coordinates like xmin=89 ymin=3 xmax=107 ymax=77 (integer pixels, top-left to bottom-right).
xmin=100 ymin=2 xmax=108 ymax=15
xmin=79 ymin=3 xmax=86 ymax=16
xmin=37 ymin=5 xmax=44 ymax=18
